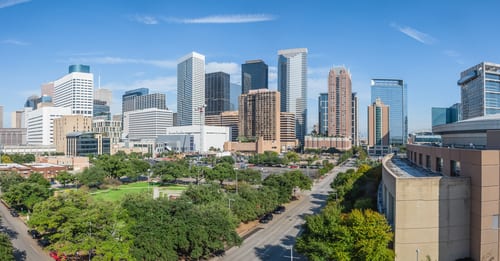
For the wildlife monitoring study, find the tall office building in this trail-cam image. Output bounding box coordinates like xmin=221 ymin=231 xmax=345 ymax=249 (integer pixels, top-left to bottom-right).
xmin=371 ymin=79 xmax=407 ymax=145
xmin=94 ymin=88 xmax=112 ymax=106
xmin=177 ymin=52 xmax=205 ymax=126
xmin=53 ymin=115 xmax=92 ymax=153
xmin=205 ymin=111 xmax=239 ymax=142
xmin=93 ymin=99 xmax=110 ymax=120
xmin=125 ymin=108 xmax=173 ymax=140
xmin=41 ymin=82 xmax=54 ymax=97
xmin=26 ymin=106 xmax=72 ymax=145
xmin=327 ymin=67 xmax=352 ymax=139
xmin=205 ymin=72 xmax=230 ymax=116
xmin=431 ymin=103 xmax=461 ymax=127
xmin=11 ymin=110 xmax=24 ymax=128
xmin=239 ymin=89 xmax=280 ymax=141
xmin=368 ymin=98 xmax=390 ymax=146
xmin=241 ymin=60 xmax=268 ymax=94
xmin=230 ymin=83 xmax=241 ymax=111
xmin=280 ymin=112 xmax=296 ymax=143
xmin=458 ymin=62 xmax=500 ymax=120
xmin=278 ymin=48 xmax=308 ymax=145
xmin=352 ymin=92 xmax=359 ymax=147
xmin=318 ymin=93 xmax=328 ymax=136
xmin=92 ymin=118 xmax=122 ymax=145
xmin=53 ymin=65 xmax=94 ymax=116
xmin=121 ymin=88 xmax=166 ymax=130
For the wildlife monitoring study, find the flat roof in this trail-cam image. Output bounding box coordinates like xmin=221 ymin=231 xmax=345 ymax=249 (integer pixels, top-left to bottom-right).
xmin=384 ymin=156 xmax=441 ymax=178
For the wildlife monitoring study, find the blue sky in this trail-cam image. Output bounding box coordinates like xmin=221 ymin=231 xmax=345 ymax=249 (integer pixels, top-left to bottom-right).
xmin=1 ymin=0 xmax=500 ymax=136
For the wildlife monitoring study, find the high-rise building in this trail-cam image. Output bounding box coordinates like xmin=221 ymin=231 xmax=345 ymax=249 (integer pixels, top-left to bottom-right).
xmin=53 ymin=115 xmax=92 ymax=153
xmin=92 ymin=118 xmax=122 ymax=145
xmin=239 ymin=89 xmax=280 ymax=141
xmin=26 ymin=106 xmax=72 ymax=145
xmin=94 ymin=88 xmax=112 ymax=106
xmin=41 ymin=82 xmax=54 ymax=97
xmin=278 ymin=48 xmax=308 ymax=145
xmin=327 ymin=67 xmax=352 ymax=139
xmin=280 ymin=112 xmax=296 ymax=143
xmin=125 ymin=108 xmax=173 ymax=140
xmin=230 ymin=83 xmax=241 ymax=111
xmin=318 ymin=93 xmax=328 ymax=136
xmin=431 ymin=103 xmax=461 ymax=127
xmin=371 ymin=79 xmax=408 ymax=145
xmin=205 ymin=111 xmax=239 ymax=142
xmin=177 ymin=52 xmax=205 ymax=126
xmin=121 ymin=88 xmax=166 ymax=130
xmin=205 ymin=72 xmax=230 ymax=116
xmin=93 ymin=99 xmax=110 ymax=120
xmin=11 ymin=110 xmax=24 ymax=128
xmin=54 ymin=65 xmax=94 ymax=116
xmin=241 ymin=60 xmax=268 ymax=94
xmin=352 ymin=92 xmax=359 ymax=147
xmin=458 ymin=62 xmax=500 ymax=119
xmin=368 ymin=98 xmax=390 ymax=146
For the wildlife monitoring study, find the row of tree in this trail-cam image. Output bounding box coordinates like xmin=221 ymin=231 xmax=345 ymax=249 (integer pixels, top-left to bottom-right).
xmin=0 ymin=172 xmax=52 ymax=212
xmin=0 ymin=153 xmax=36 ymax=164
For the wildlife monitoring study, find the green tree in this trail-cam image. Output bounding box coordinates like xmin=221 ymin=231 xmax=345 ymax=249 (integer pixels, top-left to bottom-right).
xmin=129 ymin=158 xmax=150 ymax=180
xmin=55 ymin=171 xmax=75 ymax=188
xmin=152 ymin=161 xmax=188 ymax=183
xmin=77 ymin=167 xmax=106 ymax=188
xmin=217 ymin=156 xmax=235 ymax=165
xmin=0 ymin=233 xmax=14 ymax=261
xmin=93 ymin=154 xmax=133 ymax=179
xmin=285 ymin=151 xmax=300 ymax=164
xmin=206 ymin=162 xmax=235 ymax=186
xmin=1 ymin=155 xmax=12 ymax=163
xmin=236 ymin=169 xmax=262 ymax=184
xmin=2 ymin=182 xmax=52 ymax=211
xmin=0 ymin=172 xmax=24 ymax=192
xmin=27 ymin=173 xmax=51 ymax=188
xmin=189 ymin=165 xmax=210 ymax=185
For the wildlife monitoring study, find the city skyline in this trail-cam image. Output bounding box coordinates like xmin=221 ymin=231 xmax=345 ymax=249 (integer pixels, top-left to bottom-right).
xmin=2 ymin=1 xmax=500 ymax=135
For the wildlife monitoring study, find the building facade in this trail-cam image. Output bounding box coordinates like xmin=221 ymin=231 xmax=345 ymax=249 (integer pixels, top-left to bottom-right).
xmin=125 ymin=108 xmax=173 ymax=140
xmin=66 ymin=132 xmax=110 ymax=156
xmin=94 ymin=88 xmax=112 ymax=106
xmin=352 ymin=92 xmax=359 ymax=147
xmin=318 ymin=93 xmax=328 ymax=136
xmin=26 ymin=107 xmax=72 ymax=145
xmin=53 ymin=115 xmax=92 ymax=154
xmin=53 ymin=65 xmax=94 ymax=116
xmin=205 ymin=72 xmax=230 ymax=116
xmin=458 ymin=62 xmax=500 ymax=120
xmin=328 ymin=67 xmax=352 ymax=139
xmin=368 ymin=98 xmax=390 ymax=147
xmin=177 ymin=52 xmax=205 ymax=126
xmin=92 ymin=118 xmax=122 ymax=145
xmin=0 ymin=128 xmax=26 ymax=145
xmin=304 ymin=136 xmax=352 ymax=151
xmin=371 ymin=79 xmax=408 ymax=145
xmin=278 ymin=48 xmax=308 ymax=145
xmin=239 ymin=89 xmax=280 ymax=142
xmin=431 ymin=104 xmax=461 ymax=127
xmin=241 ymin=60 xmax=268 ymax=94
xmin=205 ymin=111 xmax=239 ymax=142
xmin=159 ymin=125 xmax=230 ymax=153
xmin=11 ymin=110 xmax=24 ymax=128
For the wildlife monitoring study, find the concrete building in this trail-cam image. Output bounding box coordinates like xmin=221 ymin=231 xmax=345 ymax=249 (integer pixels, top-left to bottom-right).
xmin=1 ymin=144 xmax=55 ymax=155
xmin=122 ymin=88 xmax=166 ymax=117
xmin=278 ymin=48 xmax=308 ymax=145
xmin=177 ymin=52 xmax=205 ymax=126
xmin=239 ymin=89 xmax=280 ymax=142
xmin=0 ymin=128 xmax=26 ymax=145
xmin=328 ymin=67 xmax=352 ymax=139
xmin=304 ymin=136 xmax=351 ymax=151
xmin=66 ymin=132 xmax=110 ymax=156
xmin=41 ymin=82 xmax=54 ymax=97
xmin=367 ymin=98 xmax=390 ymax=156
xmin=352 ymin=92 xmax=359 ymax=146
xmin=26 ymin=106 xmax=72 ymax=145
xmin=280 ymin=112 xmax=298 ymax=150
xmin=242 ymin=60 xmax=268 ymax=94
xmin=205 ymin=72 xmax=230 ymax=116
xmin=318 ymin=93 xmax=328 ymax=136
xmin=205 ymin=111 xmax=239 ymax=142
xmin=157 ymin=125 xmax=230 ymax=153
xmin=11 ymin=110 xmax=24 ymax=128
xmin=371 ymin=79 xmax=407 ymax=145
xmin=458 ymin=62 xmax=500 ymax=120
xmin=125 ymin=108 xmax=173 ymax=140
xmin=53 ymin=65 xmax=94 ymax=116
xmin=53 ymin=115 xmax=92 ymax=154
xmin=92 ymin=118 xmax=122 ymax=145
xmin=230 ymin=83 xmax=241 ymax=111
xmin=94 ymin=88 xmax=112 ymax=106
xmin=37 ymin=155 xmax=90 ymax=172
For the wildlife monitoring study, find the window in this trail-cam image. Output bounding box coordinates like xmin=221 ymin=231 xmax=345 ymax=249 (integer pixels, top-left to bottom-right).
xmin=418 ymin=153 xmax=423 ymax=165
xmin=451 ymin=160 xmax=461 ymax=177
xmin=426 ymin=155 xmax=431 ymax=169
xmin=436 ymin=157 xmax=443 ymax=172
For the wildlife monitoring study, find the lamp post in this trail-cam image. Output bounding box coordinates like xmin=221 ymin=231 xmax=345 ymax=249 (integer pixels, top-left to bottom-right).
xmin=228 ymin=198 xmax=235 ymax=210
xmin=416 ymin=248 xmax=420 ymax=261
xmin=195 ymin=104 xmax=207 ymax=156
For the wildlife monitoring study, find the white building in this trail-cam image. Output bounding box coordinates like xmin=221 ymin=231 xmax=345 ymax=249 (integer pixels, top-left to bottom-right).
xmin=92 ymin=118 xmax=122 ymax=144
xmin=54 ymin=65 xmax=94 ymax=116
xmin=94 ymin=88 xmax=112 ymax=105
xmin=124 ymin=108 xmax=173 ymax=140
xmin=157 ymin=125 xmax=230 ymax=153
xmin=177 ymin=52 xmax=205 ymax=126
xmin=26 ymin=106 xmax=72 ymax=145
xmin=278 ymin=48 xmax=308 ymax=145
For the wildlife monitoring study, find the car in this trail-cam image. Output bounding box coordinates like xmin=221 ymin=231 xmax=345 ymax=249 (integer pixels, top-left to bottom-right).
xmin=28 ymin=229 xmax=41 ymax=239
xmin=38 ymin=238 xmax=50 ymax=247
xmin=273 ymin=206 xmax=286 ymax=214
xmin=9 ymin=210 xmax=19 ymax=217
xmin=259 ymin=213 xmax=273 ymax=223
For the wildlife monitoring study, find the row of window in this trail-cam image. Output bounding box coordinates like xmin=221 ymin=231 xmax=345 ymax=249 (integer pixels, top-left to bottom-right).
xmin=409 ymin=150 xmax=460 ymax=176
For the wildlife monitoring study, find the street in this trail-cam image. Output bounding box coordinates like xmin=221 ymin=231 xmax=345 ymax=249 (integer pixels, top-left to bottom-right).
xmin=0 ymin=202 xmax=52 ymax=261
xmin=218 ymin=160 xmax=356 ymax=261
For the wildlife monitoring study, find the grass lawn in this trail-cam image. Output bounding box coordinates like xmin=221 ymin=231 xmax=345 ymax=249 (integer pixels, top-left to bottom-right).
xmin=91 ymin=182 xmax=188 ymax=202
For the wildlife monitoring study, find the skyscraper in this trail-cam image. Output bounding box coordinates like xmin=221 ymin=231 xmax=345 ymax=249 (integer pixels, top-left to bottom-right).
xmin=368 ymin=98 xmax=390 ymax=146
xmin=41 ymin=82 xmax=54 ymax=97
xmin=241 ymin=60 xmax=268 ymax=94
xmin=458 ymin=62 xmax=500 ymax=120
xmin=371 ymin=79 xmax=407 ymax=145
xmin=94 ymin=88 xmax=112 ymax=106
xmin=121 ymin=88 xmax=166 ymax=130
xmin=177 ymin=52 xmax=205 ymax=126
xmin=318 ymin=93 xmax=328 ymax=136
xmin=278 ymin=48 xmax=307 ymax=145
xmin=327 ymin=67 xmax=352 ymax=139
xmin=54 ymin=64 xmax=94 ymax=116
xmin=239 ymin=89 xmax=280 ymax=142
xmin=11 ymin=110 xmax=24 ymax=128
xmin=352 ymin=92 xmax=359 ymax=146
xmin=205 ymin=72 xmax=230 ymax=116
xmin=230 ymin=83 xmax=241 ymax=111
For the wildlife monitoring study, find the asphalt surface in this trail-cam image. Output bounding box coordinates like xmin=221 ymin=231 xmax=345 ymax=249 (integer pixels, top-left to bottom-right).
xmin=0 ymin=202 xmax=52 ymax=261
xmin=217 ymin=160 xmax=356 ymax=261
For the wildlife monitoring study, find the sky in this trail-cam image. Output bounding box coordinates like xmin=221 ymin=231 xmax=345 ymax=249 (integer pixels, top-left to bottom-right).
xmin=1 ymin=0 xmax=500 ymax=136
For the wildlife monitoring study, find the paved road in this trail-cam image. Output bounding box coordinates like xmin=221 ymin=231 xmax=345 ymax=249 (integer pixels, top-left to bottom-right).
xmin=218 ymin=160 xmax=356 ymax=261
xmin=0 ymin=202 xmax=52 ymax=261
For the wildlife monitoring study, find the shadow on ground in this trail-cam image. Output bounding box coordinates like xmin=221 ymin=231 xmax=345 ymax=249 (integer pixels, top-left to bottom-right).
xmin=253 ymin=235 xmax=306 ymax=260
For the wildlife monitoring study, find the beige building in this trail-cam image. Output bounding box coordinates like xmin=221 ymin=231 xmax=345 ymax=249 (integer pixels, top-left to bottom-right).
xmin=368 ymin=98 xmax=390 ymax=146
xmin=328 ymin=67 xmax=352 ymax=138
xmin=205 ymin=111 xmax=239 ymax=142
xmin=239 ymin=89 xmax=280 ymax=142
xmin=304 ymin=136 xmax=351 ymax=151
xmin=36 ymin=155 xmax=89 ymax=172
xmin=53 ymin=115 xmax=92 ymax=153
xmin=11 ymin=110 xmax=24 ymax=128
xmin=383 ymin=114 xmax=500 ymax=260
xmin=92 ymin=118 xmax=122 ymax=144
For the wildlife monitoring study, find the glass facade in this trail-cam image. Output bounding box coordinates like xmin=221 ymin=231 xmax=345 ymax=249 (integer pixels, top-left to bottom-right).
xmin=68 ymin=64 xmax=90 ymax=73
xmin=205 ymin=72 xmax=230 ymax=116
xmin=318 ymin=93 xmax=328 ymax=135
xmin=241 ymin=60 xmax=268 ymax=94
xmin=432 ymin=104 xmax=461 ymax=127
xmin=371 ymin=79 xmax=408 ymax=145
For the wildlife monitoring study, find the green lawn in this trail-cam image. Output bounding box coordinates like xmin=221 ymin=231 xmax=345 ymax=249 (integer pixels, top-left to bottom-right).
xmin=90 ymin=182 xmax=188 ymax=202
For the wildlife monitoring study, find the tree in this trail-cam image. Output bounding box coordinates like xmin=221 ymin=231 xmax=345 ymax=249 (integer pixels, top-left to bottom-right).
xmin=188 ymin=165 xmax=210 ymax=185
xmin=206 ymin=162 xmax=235 ymax=186
xmin=285 ymin=151 xmax=300 ymax=164
xmin=0 ymin=155 xmax=12 ymax=163
xmin=93 ymin=154 xmax=133 ymax=179
xmin=27 ymin=173 xmax=51 ymax=188
xmin=2 ymin=182 xmax=52 ymax=211
xmin=152 ymin=161 xmax=188 ymax=183
xmin=0 ymin=172 xmax=24 ymax=192
xmin=56 ymin=171 xmax=75 ymax=188
xmin=0 ymin=233 xmax=14 ymax=261
xmin=129 ymin=159 xmax=150 ymax=180
xmin=236 ymin=169 xmax=262 ymax=184
xmin=77 ymin=167 xmax=106 ymax=188
xmin=217 ymin=156 xmax=235 ymax=165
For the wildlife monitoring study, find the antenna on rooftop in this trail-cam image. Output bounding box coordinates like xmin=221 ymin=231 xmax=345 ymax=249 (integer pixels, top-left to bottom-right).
xmin=98 ymin=74 xmax=101 ymax=89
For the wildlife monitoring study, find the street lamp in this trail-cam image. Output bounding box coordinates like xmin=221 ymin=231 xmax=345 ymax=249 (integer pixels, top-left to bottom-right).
xmin=228 ymin=198 xmax=235 ymax=210
xmin=194 ymin=104 xmax=207 ymax=155
xmin=416 ymin=248 xmax=420 ymax=261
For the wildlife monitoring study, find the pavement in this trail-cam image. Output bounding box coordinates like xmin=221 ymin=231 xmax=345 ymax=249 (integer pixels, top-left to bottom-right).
xmin=0 ymin=202 xmax=52 ymax=261
xmin=216 ymin=160 xmax=356 ymax=261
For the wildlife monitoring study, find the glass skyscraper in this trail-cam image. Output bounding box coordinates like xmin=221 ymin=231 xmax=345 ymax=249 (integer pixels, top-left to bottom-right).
xmin=431 ymin=103 xmax=461 ymax=127
xmin=318 ymin=93 xmax=328 ymax=136
xmin=458 ymin=62 xmax=500 ymax=120
xmin=205 ymin=72 xmax=230 ymax=116
xmin=241 ymin=60 xmax=268 ymax=94
xmin=370 ymin=79 xmax=408 ymax=145
xmin=278 ymin=48 xmax=308 ymax=145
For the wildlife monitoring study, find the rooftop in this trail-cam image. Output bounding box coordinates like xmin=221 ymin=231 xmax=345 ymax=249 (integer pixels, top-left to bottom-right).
xmin=384 ymin=155 xmax=441 ymax=178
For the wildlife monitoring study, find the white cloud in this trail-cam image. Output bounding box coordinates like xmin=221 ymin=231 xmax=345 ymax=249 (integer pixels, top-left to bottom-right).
xmin=167 ymin=14 xmax=276 ymax=24
xmin=1 ymin=39 xmax=29 ymax=46
xmin=130 ymin=15 xmax=159 ymax=25
xmin=390 ymin=23 xmax=436 ymax=45
xmin=0 ymin=0 xmax=30 ymax=8
xmin=68 ymin=56 xmax=177 ymax=68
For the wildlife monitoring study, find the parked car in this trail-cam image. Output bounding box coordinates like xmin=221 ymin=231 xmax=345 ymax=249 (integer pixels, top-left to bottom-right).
xmin=273 ymin=205 xmax=286 ymax=214
xmin=38 ymin=238 xmax=50 ymax=247
xmin=28 ymin=229 xmax=41 ymax=239
xmin=9 ymin=210 xmax=19 ymax=217
xmin=259 ymin=213 xmax=273 ymax=223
